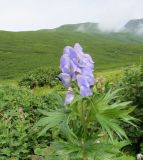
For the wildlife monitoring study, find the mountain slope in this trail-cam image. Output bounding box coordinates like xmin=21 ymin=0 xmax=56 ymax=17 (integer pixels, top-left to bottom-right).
xmin=0 ymin=26 xmax=143 ymax=79
xmin=124 ymin=18 xmax=143 ymax=34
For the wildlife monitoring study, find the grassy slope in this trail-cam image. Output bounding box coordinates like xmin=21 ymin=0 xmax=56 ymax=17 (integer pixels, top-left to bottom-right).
xmin=0 ymin=30 xmax=143 ymax=79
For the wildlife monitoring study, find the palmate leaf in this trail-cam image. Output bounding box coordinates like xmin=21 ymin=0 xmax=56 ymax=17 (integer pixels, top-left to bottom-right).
xmin=60 ymin=120 xmax=78 ymax=142
xmin=35 ymin=109 xmax=68 ymax=137
xmin=36 ymin=109 xmax=67 ymax=127
xmin=90 ymin=89 xmax=137 ymax=141
xmin=103 ymin=89 xmax=122 ymax=104
xmin=95 ymin=114 xmax=128 ymax=141
xmin=48 ymin=139 xmax=130 ymax=160
xmin=35 ymin=109 xmax=77 ymax=140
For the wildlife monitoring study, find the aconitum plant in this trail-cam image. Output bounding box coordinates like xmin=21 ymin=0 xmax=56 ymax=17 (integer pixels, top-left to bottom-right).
xmin=59 ymin=43 xmax=95 ymax=104
xmin=35 ymin=43 xmax=136 ymax=160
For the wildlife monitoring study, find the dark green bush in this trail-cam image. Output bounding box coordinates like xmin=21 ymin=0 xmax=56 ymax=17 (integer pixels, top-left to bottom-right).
xmin=115 ymin=65 xmax=143 ymax=154
xmin=117 ymin=65 xmax=143 ymax=106
xmin=0 ymin=86 xmax=64 ymax=159
xmin=18 ymin=67 xmax=60 ymax=89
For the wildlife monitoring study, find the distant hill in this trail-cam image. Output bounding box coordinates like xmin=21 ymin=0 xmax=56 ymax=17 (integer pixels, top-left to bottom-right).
xmin=0 ymin=23 xmax=143 ymax=79
xmin=39 ymin=22 xmax=100 ymax=33
xmin=55 ymin=22 xmax=100 ymax=33
xmin=123 ymin=18 xmax=143 ymax=34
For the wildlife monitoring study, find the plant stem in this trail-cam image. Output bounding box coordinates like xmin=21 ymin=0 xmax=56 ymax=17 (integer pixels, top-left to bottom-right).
xmin=81 ymin=99 xmax=87 ymax=140
xmin=81 ymin=99 xmax=89 ymax=160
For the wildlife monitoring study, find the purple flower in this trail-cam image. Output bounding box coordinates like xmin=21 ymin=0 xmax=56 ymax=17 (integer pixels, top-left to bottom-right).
xmin=77 ymin=74 xmax=90 ymax=88
xmin=64 ymin=87 xmax=74 ymax=105
xmin=81 ymin=68 xmax=95 ymax=86
xmin=60 ymin=53 xmax=71 ymax=74
xmin=77 ymin=74 xmax=95 ymax=96
xmin=79 ymin=85 xmax=93 ymax=97
xmin=59 ymin=73 xmax=71 ymax=88
xmin=59 ymin=43 xmax=95 ymax=104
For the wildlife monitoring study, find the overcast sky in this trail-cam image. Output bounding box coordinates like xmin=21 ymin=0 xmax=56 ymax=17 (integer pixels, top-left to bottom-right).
xmin=0 ymin=0 xmax=143 ymax=31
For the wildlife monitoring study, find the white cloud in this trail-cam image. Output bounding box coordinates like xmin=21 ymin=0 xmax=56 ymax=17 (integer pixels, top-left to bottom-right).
xmin=0 ymin=0 xmax=143 ymax=31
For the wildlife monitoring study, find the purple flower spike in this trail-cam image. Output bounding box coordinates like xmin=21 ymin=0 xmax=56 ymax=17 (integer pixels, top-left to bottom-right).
xmin=64 ymin=87 xmax=74 ymax=105
xmin=59 ymin=43 xmax=95 ymax=104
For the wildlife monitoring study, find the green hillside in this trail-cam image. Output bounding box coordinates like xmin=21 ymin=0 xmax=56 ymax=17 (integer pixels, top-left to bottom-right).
xmin=0 ymin=27 xmax=143 ymax=79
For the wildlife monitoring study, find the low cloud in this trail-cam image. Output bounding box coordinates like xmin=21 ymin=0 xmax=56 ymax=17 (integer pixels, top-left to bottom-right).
xmin=0 ymin=0 xmax=143 ymax=31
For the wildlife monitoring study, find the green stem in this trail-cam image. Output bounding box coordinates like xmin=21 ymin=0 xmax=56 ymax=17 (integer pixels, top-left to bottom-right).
xmin=81 ymin=99 xmax=89 ymax=160
xmin=81 ymin=99 xmax=87 ymax=140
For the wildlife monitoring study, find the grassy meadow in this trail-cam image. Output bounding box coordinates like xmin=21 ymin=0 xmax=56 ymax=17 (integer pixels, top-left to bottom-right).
xmin=0 ymin=30 xmax=143 ymax=80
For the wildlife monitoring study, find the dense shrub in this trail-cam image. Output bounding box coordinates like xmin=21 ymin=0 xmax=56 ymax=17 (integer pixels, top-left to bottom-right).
xmin=18 ymin=67 xmax=60 ymax=89
xmin=115 ymin=65 xmax=143 ymax=154
xmin=116 ymin=65 xmax=143 ymax=106
xmin=0 ymin=86 xmax=64 ymax=159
